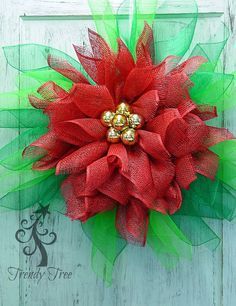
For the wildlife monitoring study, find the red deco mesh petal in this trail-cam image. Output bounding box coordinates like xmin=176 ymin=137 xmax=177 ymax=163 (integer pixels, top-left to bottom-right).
xmin=66 ymin=196 xmax=87 ymax=221
xmin=177 ymin=100 xmax=196 ymax=117
xmin=26 ymin=133 xmax=72 ymax=171
xmin=32 ymin=146 xmax=73 ymax=171
xmin=116 ymin=38 xmax=135 ymax=79
xmin=151 ymin=160 xmax=175 ymax=197
xmin=28 ymin=95 xmax=50 ymax=109
xmin=86 ymin=156 xmax=112 ymax=192
xmin=136 ymin=22 xmax=154 ymax=67
xmin=175 ymin=154 xmax=197 ymax=189
xmin=56 ymin=141 xmax=108 ymax=175
xmin=66 ymin=119 xmax=106 ymax=139
xmin=155 ymin=182 xmax=182 ymax=215
xmin=73 ymin=45 xmax=104 ymax=84
xmin=163 ymin=73 xmax=193 ymax=108
xmin=126 ymin=177 xmax=156 ymax=209
xmin=123 ymin=147 xmax=153 ymax=193
xmin=146 ymin=109 xmax=181 ymax=142
xmin=138 ymin=130 xmax=170 ymax=160
xmin=74 ymin=29 xmax=116 ymax=89
xmin=44 ymin=87 xmax=84 ymax=124
xmin=203 ymin=126 xmax=234 ymax=148
xmin=37 ymin=81 xmax=67 ymax=100
xmin=193 ymin=104 xmax=217 ymax=121
xmin=63 ymin=173 xmax=114 ymax=221
xmin=88 ymin=28 xmax=112 ymax=59
xmin=24 ymin=130 xmax=71 ymax=159
xmin=123 ymin=66 xmax=159 ymax=101
xmin=193 ymin=150 xmax=219 ymax=180
xmin=46 ymin=101 xmax=85 ymax=125
xmin=33 ymin=149 xmax=75 ymax=171
xmin=156 ymin=56 xmax=179 ymax=76
xmin=147 ymin=56 xmax=179 ymax=98
xmin=113 ymin=82 xmax=124 ymax=106
xmin=52 ymin=127 xmax=87 ymax=147
xmin=61 ymin=174 xmax=87 ymax=220
xmin=33 ymin=156 xmax=59 ymax=170
xmin=104 ymin=56 xmax=119 ymax=101
xmin=48 ymin=55 xmax=89 ymax=84
xmin=83 ymin=194 xmax=115 ymax=221
xmin=88 ymin=30 xmax=118 ymax=98
xmin=165 ymin=114 xmax=207 ymax=157
xmin=64 ymin=172 xmax=96 ymax=198
xmin=73 ymin=84 xmax=115 ymax=118
xmin=98 ymin=170 xmax=130 ymax=205
xmin=54 ymin=118 xmax=106 ymax=146
xmin=173 ymin=56 xmax=206 ymax=75
xmin=132 ymin=90 xmax=159 ymax=121
xmin=107 ymin=143 xmax=129 ymax=173
xmin=62 ymin=175 xmax=86 ymax=221
xmin=116 ymin=198 xmax=149 ymax=245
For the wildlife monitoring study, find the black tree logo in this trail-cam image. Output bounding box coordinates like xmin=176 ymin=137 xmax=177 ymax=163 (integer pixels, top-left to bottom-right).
xmin=15 ymin=204 xmax=57 ymax=267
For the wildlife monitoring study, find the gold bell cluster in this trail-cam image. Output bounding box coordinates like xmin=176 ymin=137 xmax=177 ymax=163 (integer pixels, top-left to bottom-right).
xmin=101 ymin=102 xmax=144 ymax=145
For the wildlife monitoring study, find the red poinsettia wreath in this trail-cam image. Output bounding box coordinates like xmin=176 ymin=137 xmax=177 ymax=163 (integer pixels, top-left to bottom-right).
xmin=26 ymin=24 xmax=233 ymax=245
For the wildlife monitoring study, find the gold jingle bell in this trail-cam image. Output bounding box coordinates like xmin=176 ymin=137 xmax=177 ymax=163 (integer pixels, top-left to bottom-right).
xmin=116 ymin=102 xmax=132 ymax=116
xmin=101 ymin=110 xmax=115 ymax=127
xmin=121 ymin=128 xmax=137 ymax=146
xmin=112 ymin=114 xmax=128 ymax=131
xmin=129 ymin=113 xmax=144 ymax=129
xmin=106 ymin=127 xmax=121 ymax=143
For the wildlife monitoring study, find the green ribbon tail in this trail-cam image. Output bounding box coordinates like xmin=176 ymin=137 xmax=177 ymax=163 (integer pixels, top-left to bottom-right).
xmin=82 ymin=209 xmax=127 ymax=285
xmin=147 ymin=211 xmax=192 ymax=268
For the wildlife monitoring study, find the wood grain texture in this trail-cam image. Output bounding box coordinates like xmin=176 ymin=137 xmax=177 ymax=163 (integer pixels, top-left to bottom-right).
xmin=0 ymin=0 xmax=21 ymax=306
xmin=223 ymin=1 xmax=236 ymax=306
xmin=20 ymin=0 xmax=225 ymax=16
xmin=0 ymin=0 xmax=235 ymax=305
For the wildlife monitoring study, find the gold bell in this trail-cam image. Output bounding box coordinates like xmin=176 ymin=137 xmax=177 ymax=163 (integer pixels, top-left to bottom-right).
xmin=116 ymin=102 xmax=132 ymax=116
xmin=106 ymin=127 xmax=121 ymax=143
xmin=112 ymin=114 xmax=128 ymax=131
xmin=129 ymin=113 xmax=144 ymax=129
xmin=121 ymin=128 xmax=137 ymax=145
xmin=101 ymin=110 xmax=115 ymax=127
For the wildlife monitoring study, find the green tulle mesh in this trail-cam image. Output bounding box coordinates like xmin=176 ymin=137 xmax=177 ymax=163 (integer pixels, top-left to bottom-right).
xmin=82 ymin=209 xmax=127 ymax=285
xmin=0 ymin=0 xmax=236 ymax=284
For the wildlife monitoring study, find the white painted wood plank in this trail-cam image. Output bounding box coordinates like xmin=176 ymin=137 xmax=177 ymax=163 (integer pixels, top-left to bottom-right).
xmin=1 ymin=0 xmax=236 ymax=305
xmin=222 ymin=0 xmax=236 ymax=305
xmin=0 ymin=1 xmax=20 ymax=306
xmin=8 ymin=0 xmax=225 ymax=17
xmin=17 ymin=11 xmax=225 ymax=306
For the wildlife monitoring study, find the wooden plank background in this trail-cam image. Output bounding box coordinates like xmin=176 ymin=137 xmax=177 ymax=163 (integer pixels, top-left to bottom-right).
xmin=0 ymin=0 xmax=235 ymax=305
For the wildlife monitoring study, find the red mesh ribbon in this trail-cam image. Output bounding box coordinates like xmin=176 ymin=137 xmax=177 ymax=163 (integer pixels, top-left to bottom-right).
xmin=26 ymin=24 xmax=234 ymax=245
